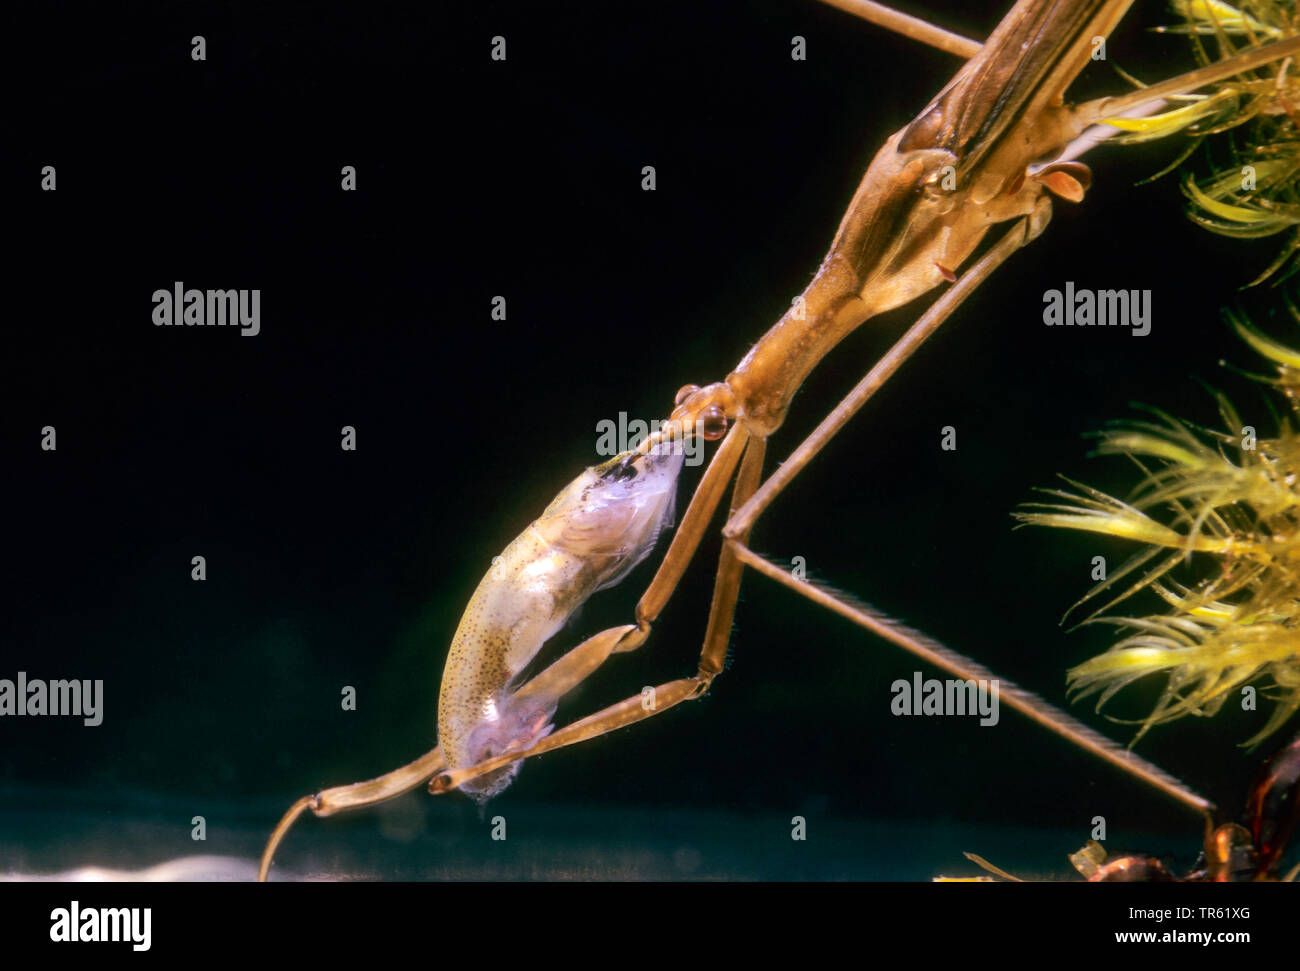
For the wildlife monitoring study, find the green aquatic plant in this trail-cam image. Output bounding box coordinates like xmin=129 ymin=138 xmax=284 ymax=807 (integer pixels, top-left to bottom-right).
xmin=1016 ymin=300 xmax=1300 ymax=748
xmin=1102 ymin=0 xmax=1300 ymax=283
xmin=1020 ymin=2 xmax=1300 ymax=747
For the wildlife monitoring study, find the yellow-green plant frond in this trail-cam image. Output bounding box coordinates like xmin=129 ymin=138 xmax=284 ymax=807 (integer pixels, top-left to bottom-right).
xmin=1159 ymin=0 xmax=1287 ymax=38
xmin=1229 ymin=302 xmax=1300 ymax=390
xmin=1016 ymin=309 xmax=1300 ymax=746
xmin=1102 ymin=88 xmax=1248 ymax=144
xmin=1185 ymin=173 xmax=1300 ymax=237
xmin=1102 ymin=1 xmax=1300 ymax=282
xmin=1085 ymin=406 xmax=1300 ymax=543
xmin=1069 ymin=610 xmax=1300 ymax=747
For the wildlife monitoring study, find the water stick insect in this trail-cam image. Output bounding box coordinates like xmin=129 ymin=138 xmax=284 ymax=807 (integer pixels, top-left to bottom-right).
xmin=260 ymin=0 xmax=1300 ymax=879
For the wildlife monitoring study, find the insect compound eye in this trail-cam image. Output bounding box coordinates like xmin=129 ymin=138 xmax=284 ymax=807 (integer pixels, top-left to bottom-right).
xmin=674 ymin=384 xmax=701 ymax=407
xmin=898 ymin=103 xmax=946 ymax=154
xmin=699 ymin=405 xmax=727 ymax=441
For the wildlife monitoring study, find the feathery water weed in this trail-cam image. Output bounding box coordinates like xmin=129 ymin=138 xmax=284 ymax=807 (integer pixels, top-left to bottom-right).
xmin=1017 ymin=297 xmax=1300 ymax=747
xmin=1102 ymin=0 xmax=1300 ymax=282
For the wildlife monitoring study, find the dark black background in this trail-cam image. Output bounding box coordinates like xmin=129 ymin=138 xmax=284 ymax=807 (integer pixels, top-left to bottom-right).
xmin=3 ymin=0 xmax=1296 ymax=881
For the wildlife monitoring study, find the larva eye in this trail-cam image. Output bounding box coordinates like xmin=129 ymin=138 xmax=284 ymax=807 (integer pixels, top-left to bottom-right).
xmin=598 ymin=455 xmax=639 ymax=482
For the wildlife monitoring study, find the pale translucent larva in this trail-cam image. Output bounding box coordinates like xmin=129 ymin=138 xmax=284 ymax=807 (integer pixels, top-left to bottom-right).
xmin=437 ymin=444 xmax=683 ymax=799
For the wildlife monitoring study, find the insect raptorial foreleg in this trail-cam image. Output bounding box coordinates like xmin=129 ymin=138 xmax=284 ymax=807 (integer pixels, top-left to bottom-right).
xmin=506 ymin=624 xmax=645 ymax=716
xmin=630 ymin=420 xmax=749 ymax=633
xmin=697 ymin=435 xmax=767 ymax=680
xmin=819 ymin=0 xmax=981 ymax=59
xmin=258 ymin=745 xmax=447 ymax=881
xmin=728 ymin=543 xmax=1215 ymax=822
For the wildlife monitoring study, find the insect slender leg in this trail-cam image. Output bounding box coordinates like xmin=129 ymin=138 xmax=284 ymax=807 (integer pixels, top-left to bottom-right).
xmin=817 ymin=0 xmax=982 ymax=59
xmin=698 ymin=435 xmax=767 ymax=681
xmin=727 ymin=542 xmax=1216 ymax=822
xmin=257 ymin=745 xmax=446 ymax=882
